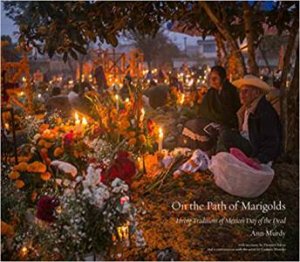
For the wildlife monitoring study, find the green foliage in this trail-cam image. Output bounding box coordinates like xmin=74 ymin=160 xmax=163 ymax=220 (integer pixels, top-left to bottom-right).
xmin=3 ymin=1 xmax=298 ymax=62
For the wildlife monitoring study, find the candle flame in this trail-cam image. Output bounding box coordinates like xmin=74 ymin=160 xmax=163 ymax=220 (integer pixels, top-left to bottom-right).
xmin=82 ymin=117 xmax=88 ymax=126
xmin=20 ymin=246 xmax=28 ymax=256
xmin=115 ymin=94 xmax=119 ymax=100
xmin=125 ymin=98 xmax=130 ymax=103
xmin=74 ymin=112 xmax=79 ymax=121
xmin=158 ymin=127 xmax=163 ymax=138
xmin=179 ymin=94 xmax=185 ymax=104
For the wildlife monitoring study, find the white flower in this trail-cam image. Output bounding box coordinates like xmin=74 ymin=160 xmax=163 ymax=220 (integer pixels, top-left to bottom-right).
xmin=63 ymin=179 xmax=71 ymax=187
xmin=82 ymin=188 xmax=92 ymax=198
xmin=56 ymin=179 xmax=62 ymax=186
xmin=121 ymin=202 xmax=131 ymax=214
xmin=30 ymin=147 xmax=37 ymax=154
xmin=75 ymin=176 xmax=83 ymax=183
xmin=33 ymin=133 xmax=41 ymax=142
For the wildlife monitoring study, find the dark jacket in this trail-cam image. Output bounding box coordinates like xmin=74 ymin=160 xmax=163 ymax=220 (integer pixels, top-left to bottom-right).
xmin=198 ymin=80 xmax=241 ymax=128
xmin=237 ymin=96 xmax=282 ymax=163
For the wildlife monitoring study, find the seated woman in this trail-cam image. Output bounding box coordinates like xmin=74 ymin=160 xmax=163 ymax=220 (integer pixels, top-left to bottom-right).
xmin=197 ymin=66 xmax=241 ymax=129
xmin=178 ymin=66 xmax=240 ymax=152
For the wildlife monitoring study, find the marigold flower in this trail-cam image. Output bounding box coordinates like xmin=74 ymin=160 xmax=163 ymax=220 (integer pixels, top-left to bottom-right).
xmin=53 ymin=147 xmax=64 ymax=158
xmin=1 ymin=220 xmax=14 ymax=236
xmin=139 ymin=134 xmax=146 ymax=144
xmin=31 ymin=191 xmax=38 ymax=202
xmin=15 ymin=179 xmax=25 ymax=189
xmin=128 ymin=138 xmax=137 ymax=146
xmin=128 ymin=131 xmax=136 ymax=137
xmin=8 ymin=171 xmax=20 ymax=180
xmin=13 ymin=162 xmax=28 ymax=172
xmin=27 ymin=161 xmax=47 ymax=173
xmin=39 ymin=124 xmax=49 ymax=134
xmin=40 ymin=172 xmax=52 ymax=181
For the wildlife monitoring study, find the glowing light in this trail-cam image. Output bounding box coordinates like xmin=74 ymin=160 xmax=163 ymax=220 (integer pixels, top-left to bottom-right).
xmin=82 ymin=117 xmax=88 ymax=126
xmin=158 ymin=127 xmax=163 ymax=151
xmin=56 ymin=206 xmax=62 ymax=214
xmin=74 ymin=112 xmax=80 ymax=125
xmin=20 ymin=246 xmax=28 ymax=257
xmin=38 ymin=94 xmax=41 ymax=98
xmin=179 ymin=93 xmax=185 ymax=105
xmin=188 ymin=79 xmax=194 ymax=87
xmin=125 ymin=98 xmax=130 ymax=103
xmin=115 ymin=94 xmax=119 ymax=111
xmin=22 ymin=77 xmax=26 ymax=82
xmin=4 ymin=123 xmax=9 ymax=130
xmin=140 ymin=108 xmax=145 ymax=122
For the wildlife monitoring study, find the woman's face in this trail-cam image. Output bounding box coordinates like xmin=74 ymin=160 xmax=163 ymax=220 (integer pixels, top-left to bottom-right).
xmin=209 ymin=71 xmax=223 ymax=90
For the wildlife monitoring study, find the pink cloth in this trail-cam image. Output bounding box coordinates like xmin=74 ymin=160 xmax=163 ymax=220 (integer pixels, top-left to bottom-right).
xmin=230 ymin=148 xmax=261 ymax=170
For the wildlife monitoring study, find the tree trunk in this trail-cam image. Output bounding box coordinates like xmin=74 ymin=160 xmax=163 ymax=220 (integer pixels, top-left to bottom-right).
xmin=199 ymin=1 xmax=246 ymax=77
xmin=215 ymin=32 xmax=227 ymax=66
xmin=280 ymin=19 xmax=299 ymax=88
xmin=285 ymin=45 xmax=299 ymax=154
xmin=242 ymin=2 xmax=259 ymax=75
xmin=258 ymin=43 xmax=272 ymax=75
xmin=279 ymin=18 xmax=298 ymax=153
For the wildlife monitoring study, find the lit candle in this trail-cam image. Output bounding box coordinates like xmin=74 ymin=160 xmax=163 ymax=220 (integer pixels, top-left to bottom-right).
xmin=82 ymin=117 xmax=88 ymax=127
xmin=140 ymin=108 xmax=145 ymax=122
xmin=179 ymin=93 xmax=185 ymax=105
xmin=158 ymin=127 xmax=163 ymax=151
xmin=125 ymin=98 xmax=130 ymax=103
xmin=137 ymin=157 xmax=144 ymax=171
xmin=188 ymin=79 xmax=194 ymax=87
xmin=286 ymin=80 xmax=290 ymax=87
xmin=20 ymin=246 xmax=28 ymax=257
xmin=115 ymin=94 xmax=119 ymax=111
xmin=74 ymin=112 xmax=80 ymax=125
xmin=4 ymin=123 xmax=9 ymax=130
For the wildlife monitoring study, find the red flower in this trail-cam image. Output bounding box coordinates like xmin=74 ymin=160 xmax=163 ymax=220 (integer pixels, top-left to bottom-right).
xmin=36 ymin=196 xmax=59 ymax=223
xmin=104 ymin=151 xmax=136 ymax=185
xmin=63 ymin=130 xmax=74 ymax=147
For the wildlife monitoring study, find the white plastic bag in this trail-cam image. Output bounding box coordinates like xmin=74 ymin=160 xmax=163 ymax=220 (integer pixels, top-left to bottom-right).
xmin=209 ymin=152 xmax=274 ymax=198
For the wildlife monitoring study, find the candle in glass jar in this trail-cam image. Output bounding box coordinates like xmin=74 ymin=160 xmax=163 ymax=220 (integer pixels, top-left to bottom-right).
xmin=74 ymin=112 xmax=80 ymax=125
xmin=158 ymin=127 xmax=163 ymax=151
xmin=115 ymin=94 xmax=119 ymax=111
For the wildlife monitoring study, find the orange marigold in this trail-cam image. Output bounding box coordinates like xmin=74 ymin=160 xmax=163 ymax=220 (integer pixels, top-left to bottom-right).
xmin=53 ymin=147 xmax=64 ymax=157
xmin=1 ymin=221 xmax=14 ymax=236
xmin=31 ymin=191 xmax=38 ymax=202
xmin=13 ymin=162 xmax=28 ymax=172
xmin=128 ymin=131 xmax=136 ymax=138
xmin=8 ymin=171 xmax=20 ymax=180
xmin=38 ymin=139 xmax=46 ymax=147
xmin=17 ymin=155 xmax=32 ymax=163
xmin=128 ymin=138 xmax=137 ymax=146
xmin=27 ymin=161 xmax=47 ymax=173
xmin=43 ymin=141 xmax=53 ymax=149
xmin=40 ymin=172 xmax=52 ymax=181
xmin=15 ymin=179 xmax=25 ymax=189
xmin=139 ymin=134 xmax=147 ymax=144
xmin=39 ymin=124 xmax=49 ymax=134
